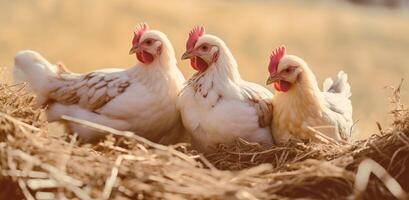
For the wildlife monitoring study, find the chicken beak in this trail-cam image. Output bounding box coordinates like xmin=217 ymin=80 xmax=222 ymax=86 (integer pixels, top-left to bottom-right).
xmin=129 ymin=45 xmax=139 ymax=55
xmin=266 ymin=74 xmax=280 ymax=85
xmin=181 ymin=51 xmax=192 ymax=60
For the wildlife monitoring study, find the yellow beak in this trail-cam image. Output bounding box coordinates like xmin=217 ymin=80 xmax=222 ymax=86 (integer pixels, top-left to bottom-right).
xmin=266 ymin=74 xmax=280 ymax=85
xmin=129 ymin=45 xmax=139 ymax=55
xmin=181 ymin=51 xmax=192 ymax=60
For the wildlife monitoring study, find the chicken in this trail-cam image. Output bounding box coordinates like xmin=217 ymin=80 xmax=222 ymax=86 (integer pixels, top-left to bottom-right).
xmin=13 ymin=23 xmax=187 ymax=144
xmin=177 ymin=26 xmax=274 ymax=152
xmin=265 ymin=46 xmax=353 ymax=144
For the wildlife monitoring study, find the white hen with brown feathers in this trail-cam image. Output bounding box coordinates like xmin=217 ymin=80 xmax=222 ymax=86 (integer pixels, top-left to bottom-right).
xmin=266 ymin=46 xmax=353 ymax=144
xmin=178 ymin=26 xmax=274 ymax=152
xmin=13 ymin=23 xmax=186 ymax=144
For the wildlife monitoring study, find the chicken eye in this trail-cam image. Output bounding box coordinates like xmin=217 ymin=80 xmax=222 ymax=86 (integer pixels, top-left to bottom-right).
xmin=284 ymin=66 xmax=298 ymax=73
xmin=145 ymin=39 xmax=153 ymax=46
xmin=200 ymin=45 xmax=209 ymax=52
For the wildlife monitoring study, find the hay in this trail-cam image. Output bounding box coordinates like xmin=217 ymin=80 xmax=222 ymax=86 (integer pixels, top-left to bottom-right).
xmin=0 ymin=81 xmax=408 ymax=200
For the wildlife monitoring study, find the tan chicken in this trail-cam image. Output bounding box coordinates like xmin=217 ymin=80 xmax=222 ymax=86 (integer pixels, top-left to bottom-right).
xmin=13 ymin=23 xmax=187 ymax=144
xmin=177 ymin=26 xmax=274 ymax=152
xmin=266 ymin=46 xmax=353 ymax=144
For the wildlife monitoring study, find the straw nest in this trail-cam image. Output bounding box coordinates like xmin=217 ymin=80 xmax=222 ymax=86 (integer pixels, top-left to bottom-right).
xmin=0 ymin=81 xmax=408 ymax=200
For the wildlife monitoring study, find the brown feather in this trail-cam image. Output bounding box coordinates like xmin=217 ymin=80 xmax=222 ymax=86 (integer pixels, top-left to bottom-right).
xmin=48 ymin=71 xmax=131 ymax=111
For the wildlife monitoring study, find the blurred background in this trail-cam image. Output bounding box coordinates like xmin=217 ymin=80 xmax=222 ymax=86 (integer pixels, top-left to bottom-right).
xmin=0 ymin=0 xmax=408 ymax=140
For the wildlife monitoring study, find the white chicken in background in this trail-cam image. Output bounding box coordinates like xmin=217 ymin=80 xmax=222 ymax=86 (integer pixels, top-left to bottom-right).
xmin=177 ymin=26 xmax=274 ymax=152
xmin=265 ymin=46 xmax=353 ymax=144
xmin=13 ymin=23 xmax=187 ymax=144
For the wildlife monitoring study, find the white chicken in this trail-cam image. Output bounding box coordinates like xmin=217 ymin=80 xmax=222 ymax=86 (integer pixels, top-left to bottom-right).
xmin=265 ymin=46 xmax=353 ymax=144
xmin=13 ymin=23 xmax=187 ymax=144
xmin=177 ymin=26 xmax=274 ymax=152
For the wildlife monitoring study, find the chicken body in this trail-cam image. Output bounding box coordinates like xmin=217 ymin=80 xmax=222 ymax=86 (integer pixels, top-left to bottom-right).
xmin=266 ymin=47 xmax=353 ymax=144
xmin=178 ymin=27 xmax=274 ymax=151
xmin=13 ymin=26 xmax=186 ymax=143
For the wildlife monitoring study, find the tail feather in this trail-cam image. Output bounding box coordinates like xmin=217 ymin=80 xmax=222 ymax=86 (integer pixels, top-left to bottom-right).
xmin=322 ymin=77 xmax=334 ymax=92
xmin=323 ymin=71 xmax=351 ymax=97
xmin=13 ymin=50 xmax=61 ymax=104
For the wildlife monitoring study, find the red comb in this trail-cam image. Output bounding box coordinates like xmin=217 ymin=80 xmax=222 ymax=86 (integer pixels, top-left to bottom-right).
xmin=186 ymin=26 xmax=205 ymax=50
xmin=132 ymin=23 xmax=149 ymax=45
xmin=268 ymin=46 xmax=286 ymax=74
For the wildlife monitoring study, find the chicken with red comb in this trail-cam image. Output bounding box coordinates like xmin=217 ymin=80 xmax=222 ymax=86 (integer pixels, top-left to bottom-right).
xmin=183 ymin=26 xmax=207 ymax=71
xmin=266 ymin=46 xmax=353 ymax=144
xmin=13 ymin=23 xmax=187 ymax=144
xmin=178 ymin=26 xmax=274 ymax=152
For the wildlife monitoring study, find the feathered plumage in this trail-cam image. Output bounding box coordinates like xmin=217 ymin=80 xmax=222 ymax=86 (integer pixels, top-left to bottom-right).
xmin=266 ymin=46 xmax=353 ymax=144
xmin=178 ymin=27 xmax=274 ymax=152
xmin=13 ymin=26 xmax=187 ymax=143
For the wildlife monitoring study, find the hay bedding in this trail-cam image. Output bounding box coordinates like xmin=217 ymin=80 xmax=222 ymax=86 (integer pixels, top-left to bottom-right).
xmin=0 ymin=82 xmax=408 ymax=200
